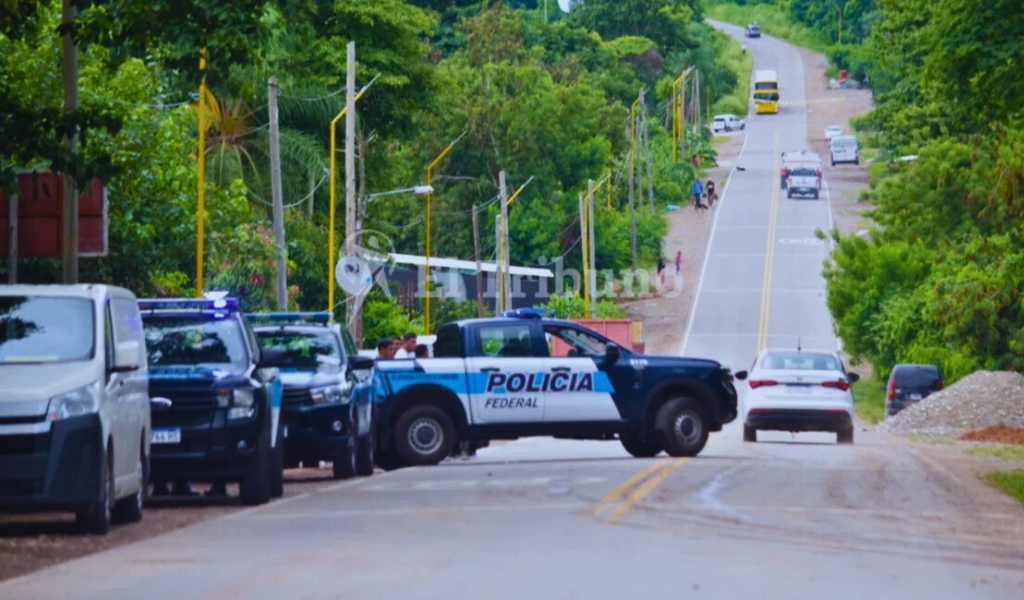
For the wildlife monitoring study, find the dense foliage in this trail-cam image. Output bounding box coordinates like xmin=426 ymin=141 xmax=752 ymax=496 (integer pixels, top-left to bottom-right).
xmin=1 ymin=0 xmax=747 ymax=344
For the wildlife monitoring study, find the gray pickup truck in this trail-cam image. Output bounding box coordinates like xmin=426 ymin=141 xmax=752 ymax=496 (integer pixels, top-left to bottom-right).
xmin=786 ymin=166 xmax=822 ymax=199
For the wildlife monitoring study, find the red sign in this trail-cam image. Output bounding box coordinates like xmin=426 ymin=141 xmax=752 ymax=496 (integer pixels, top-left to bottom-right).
xmin=0 ymin=171 xmax=107 ymax=258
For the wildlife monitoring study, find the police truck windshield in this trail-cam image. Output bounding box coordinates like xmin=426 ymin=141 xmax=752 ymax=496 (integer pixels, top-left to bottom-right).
xmin=143 ymin=316 xmax=249 ymax=370
xmin=255 ymin=332 xmax=342 ymax=370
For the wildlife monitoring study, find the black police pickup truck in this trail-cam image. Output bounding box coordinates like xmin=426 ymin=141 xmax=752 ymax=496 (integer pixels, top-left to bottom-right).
xmin=138 ymin=295 xmax=288 ymax=505
xmin=373 ymin=309 xmax=738 ymax=469
xmin=247 ymin=312 xmax=377 ymax=480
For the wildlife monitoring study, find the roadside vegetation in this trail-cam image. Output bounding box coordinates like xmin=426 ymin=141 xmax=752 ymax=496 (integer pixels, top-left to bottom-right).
xmin=851 ymin=377 xmax=885 ymax=424
xmin=985 ymin=471 xmax=1024 ymax=507
xmin=0 ymin=0 xmax=749 ymax=347
xmin=704 ymin=1 xmax=831 ymax=55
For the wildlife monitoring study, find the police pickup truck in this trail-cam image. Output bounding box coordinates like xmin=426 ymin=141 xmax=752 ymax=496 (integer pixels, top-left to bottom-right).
xmin=138 ymin=295 xmax=288 ymax=505
xmin=373 ymin=310 xmax=738 ymax=468
xmin=246 ymin=312 xmax=377 ymax=480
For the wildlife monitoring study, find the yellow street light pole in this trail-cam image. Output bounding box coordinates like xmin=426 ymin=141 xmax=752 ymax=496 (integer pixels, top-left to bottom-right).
xmin=327 ymin=74 xmax=379 ymax=314
xmin=196 ymin=47 xmax=208 ymax=298
xmin=671 ymin=72 xmax=686 ymax=163
xmin=423 ymin=131 xmax=465 ymax=334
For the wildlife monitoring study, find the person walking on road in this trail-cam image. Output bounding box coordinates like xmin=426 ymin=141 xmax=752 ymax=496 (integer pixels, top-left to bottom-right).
xmin=675 ymin=251 xmax=682 ymax=274
xmin=705 ymin=178 xmax=718 ymax=208
xmin=657 ymin=256 xmax=666 ymax=286
xmin=691 ymin=178 xmax=705 ymax=210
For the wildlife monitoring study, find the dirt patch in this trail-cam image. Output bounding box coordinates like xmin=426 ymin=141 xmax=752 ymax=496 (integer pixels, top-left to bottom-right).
xmin=623 ymin=133 xmax=743 ymax=355
xmin=960 ymin=425 xmax=1024 ymax=446
xmin=0 ymin=470 xmax=350 ymax=583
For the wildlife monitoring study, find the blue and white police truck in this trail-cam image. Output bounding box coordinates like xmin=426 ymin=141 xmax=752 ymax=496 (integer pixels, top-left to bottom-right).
xmin=246 ymin=312 xmax=378 ymax=480
xmin=373 ymin=309 xmax=739 ymax=469
xmin=138 ymin=295 xmax=288 ymax=505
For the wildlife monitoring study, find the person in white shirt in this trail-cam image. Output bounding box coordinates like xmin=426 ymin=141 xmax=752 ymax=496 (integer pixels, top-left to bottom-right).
xmin=393 ymin=332 xmax=418 ymax=358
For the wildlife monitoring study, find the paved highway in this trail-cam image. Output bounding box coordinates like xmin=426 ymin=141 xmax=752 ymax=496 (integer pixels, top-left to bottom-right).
xmin=3 ymin=23 xmax=1024 ymax=600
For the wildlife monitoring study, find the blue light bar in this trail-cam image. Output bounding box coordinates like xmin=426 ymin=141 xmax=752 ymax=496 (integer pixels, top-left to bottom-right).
xmin=245 ymin=312 xmax=333 ymax=324
xmin=138 ymin=297 xmax=241 ymax=312
xmin=502 ymin=308 xmax=553 ymax=319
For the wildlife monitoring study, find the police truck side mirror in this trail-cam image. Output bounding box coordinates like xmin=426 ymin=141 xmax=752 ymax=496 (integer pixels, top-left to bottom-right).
xmin=605 ymin=343 xmax=620 ymax=364
xmin=349 ymin=355 xmax=376 ymax=371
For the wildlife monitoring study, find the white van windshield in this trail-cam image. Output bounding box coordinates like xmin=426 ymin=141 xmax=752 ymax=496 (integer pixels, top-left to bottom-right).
xmin=833 ymin=137 xmax=857 ymax=148
xmin=0 ymin=296 xmax=96 ymax=364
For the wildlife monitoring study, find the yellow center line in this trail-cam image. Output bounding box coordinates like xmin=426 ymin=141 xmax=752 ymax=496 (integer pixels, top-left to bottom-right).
xmin=757 ymin=132 xmax=781 ymax=352
xmin=588 ymin=459 xmax=673 ymax=518
xmin=604 ymin=458 xmax=689 ymax=523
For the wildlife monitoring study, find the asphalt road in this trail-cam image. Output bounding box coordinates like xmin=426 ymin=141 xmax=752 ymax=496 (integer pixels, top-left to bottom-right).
xmin=3 ymin=23 xmax=1024 ymax=600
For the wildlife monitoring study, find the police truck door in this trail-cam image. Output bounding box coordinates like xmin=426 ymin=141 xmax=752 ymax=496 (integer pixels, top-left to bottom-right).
xmin=542 ymin=324 xmax=622 ymax=423
xmin=465 ymin=322 xmax=546 ymax=423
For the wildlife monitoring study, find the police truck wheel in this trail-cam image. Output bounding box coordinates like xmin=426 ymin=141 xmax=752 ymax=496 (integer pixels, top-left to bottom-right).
xmin=620 ymin=435 xmax=662 ymax=458
xmin=333 ymin=427 xmax=358 ymax=479
xmin=239 ymin=424 xmax=272 ymax=506
xmin=355 ymin=423 xmax=376 ymax=477
xmin=743 ymin=425 xmax=757 ymax=443
xmin=270 ymin=419 xmax=285 ymax=498
xmin=655 ymin=398 xmax=709 ymax=457
xmin=394 ymin=405 xmax=456 ymax=466
xmin=77 ymin=443 xmax=113 ymax=535
xmin=112 ymin=444 xmax=145 ymax=523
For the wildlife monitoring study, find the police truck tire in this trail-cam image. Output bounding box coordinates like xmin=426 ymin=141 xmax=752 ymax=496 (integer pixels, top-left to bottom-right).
xmin=239 ymin=423 xmax=272 ymax=506
xmin=394 ymin=405 xmax=456 ymax=466
xmin=655 ymin=397 xmax=709 ymax=457
xmin=743 ymin=425 xmax=757 ymax=443
xmin=333 ymin=429 xmax=358 ymax=479
xmin=77 ymin=443 xmax=113 ymax=535
xmin=355 ymin=422 xmax=376 ymax=477
xmin=620 ymin=436 xmax=662 ymax=458
xmin=270 ymin=419 xmax=285 ymax=498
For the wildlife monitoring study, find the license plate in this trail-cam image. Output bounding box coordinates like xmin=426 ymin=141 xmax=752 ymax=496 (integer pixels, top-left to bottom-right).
xmin=151 ymin=428 xmax=181 ymax=444
xmin=787 ymin=385 xmax=811 ymax=393
xmin=909 ymin=394 xmax=922 ymax=400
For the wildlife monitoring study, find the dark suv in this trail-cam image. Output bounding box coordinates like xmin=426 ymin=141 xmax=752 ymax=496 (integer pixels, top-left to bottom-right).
xmin=138 ymin=296 xmax=288 ymax=505
xmin=247 ymin=313 xmax=377 ymax=480
xmin=882 ymin=364 xmax=943 ymax=416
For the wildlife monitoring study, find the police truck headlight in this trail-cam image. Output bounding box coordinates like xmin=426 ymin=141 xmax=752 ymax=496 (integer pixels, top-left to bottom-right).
xmin=228 ymin=389 xmax=256 ymax=420
xmin=311 ymin=385 xmax=349 ymax=404
xmin=47 ymin=381 xmax=102 ymax=421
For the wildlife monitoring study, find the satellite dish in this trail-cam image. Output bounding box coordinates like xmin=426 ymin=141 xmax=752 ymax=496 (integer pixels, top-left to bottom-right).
xmin=557 ymin=0 xmax=574 ymax=12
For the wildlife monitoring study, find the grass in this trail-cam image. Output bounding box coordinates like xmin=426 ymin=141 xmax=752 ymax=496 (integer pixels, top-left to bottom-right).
xmin=704 ymin=2 xmax=833 ymax=55
xmin=985 ymin=470 xmax=1024 ymax=507
xmin=965 ymin=444 xmax=1024 ymax=463
xmin=712 ymin=28 xmax=755 ymax=117
xmin=851 ymin=377 xmax=886 ymax=424
xmin=908 ymin=435 xmax=956 ymax=446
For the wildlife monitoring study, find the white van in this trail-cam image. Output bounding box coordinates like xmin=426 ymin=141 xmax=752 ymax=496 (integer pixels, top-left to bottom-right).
xmin=0 ymin=284 xmax=151 ymax=534
xmin=830 ymin=135 xmax=860 ymax=165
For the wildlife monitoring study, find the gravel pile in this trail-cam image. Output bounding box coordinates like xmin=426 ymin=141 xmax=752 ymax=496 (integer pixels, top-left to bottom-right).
xmin=877 ymin=370 xmax=1024 ymax=437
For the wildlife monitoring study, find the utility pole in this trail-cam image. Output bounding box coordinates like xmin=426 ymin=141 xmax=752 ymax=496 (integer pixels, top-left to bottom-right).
xmin=61 ymin=0 xmax=79 ymax=284
xmin=641 ymin=92 xmax=655 ymax=211
xmin=587 ymin=179 xmax=597 ymax=317
xmin=627 ymin=114 xmax=635 ymax=225
xmin=499 ymin=170 xmax=512 ymax=313
xmin=344 ymin=41 xmax=357 ymax=334
xmin=472 ymin=204 xmax=485 ymax=317
xmin=268 ymin=76 xmax=288 ymax=310
xmin=353 ymin=132 xmax=367 ymax=346
xmin=578 ymin=192 xmax=587 ymax=306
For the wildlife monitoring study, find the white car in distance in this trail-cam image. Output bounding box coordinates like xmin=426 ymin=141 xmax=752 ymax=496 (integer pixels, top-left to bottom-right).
xmin=733 ymin=348 xmax=859 ymax=444
xmin=824 ymin=125 xmax=844 ymax=140
xmin=712 ymin=114 xmax=745 ymax=133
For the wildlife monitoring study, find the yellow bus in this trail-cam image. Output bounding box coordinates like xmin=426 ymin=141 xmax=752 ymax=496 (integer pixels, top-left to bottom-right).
xmin=754 ymin=69 xmax=779 ymax=114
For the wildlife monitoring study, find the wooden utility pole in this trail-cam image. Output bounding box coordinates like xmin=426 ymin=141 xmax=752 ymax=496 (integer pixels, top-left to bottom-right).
xmin=499 ymin=170 xmax=511 ymax=313
xmin=268 ymin=77 xmax=288 ymax=310
xmin=641 ymin=92 xmax=655 ymax=212
xmin=578 ymin=192 xmax=587 ymax=307
xmin=472 ymin=205 xmax=485 ymax=317
xmin=353 ymin=132 xmax=367 ymax=346
xmin=344 ymin=42 xmax=357 ymax=334
xmin=60 ymin=0 xmax=79 ymax=284
xmin=587 ymin=179 xmax=597 ymax=317
xmin=495 ymin=215 xmax=504 ymax=311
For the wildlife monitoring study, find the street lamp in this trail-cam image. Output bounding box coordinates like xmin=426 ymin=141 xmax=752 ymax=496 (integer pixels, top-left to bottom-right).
xmin=366 ymin=185 xmax=434 ymax=201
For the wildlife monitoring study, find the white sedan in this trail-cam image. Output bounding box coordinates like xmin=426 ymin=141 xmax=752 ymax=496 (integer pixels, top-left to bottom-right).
xmin=733 ymin=348 xmax=860 ymax=444
xmin=824 ymin=125 xmax=844 ymax=140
